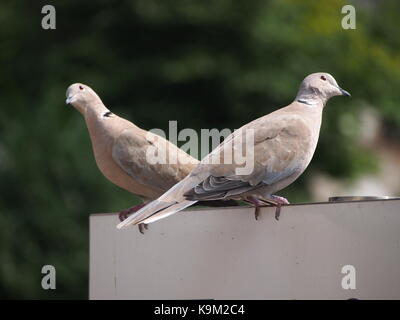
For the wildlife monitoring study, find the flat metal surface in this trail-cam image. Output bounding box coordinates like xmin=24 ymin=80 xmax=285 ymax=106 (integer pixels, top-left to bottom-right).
xmin=89 ymin=199 xmax=400 ymax=299
xmin=329 ymin=196 xmax=400 ymax=202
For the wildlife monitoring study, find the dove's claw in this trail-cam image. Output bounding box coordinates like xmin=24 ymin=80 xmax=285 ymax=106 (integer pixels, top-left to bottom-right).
xmin=275 ymin=204 xmax=281 ymax=221
xmin=118 ymin=203 xmax=149 ymax=234
xmin=268 ymin=195 xmax=289 ymax=221
xmin=138 ymin=223 xmax=148 ymax=234
xmin=254 ymin=206 xmax=260 ymax=220
xmin=118 ymin=211 xmax=128 ymax=222
xmin=118 ymin=203 xmax=147 ymax=222
xmin=246 ymin=194 xmax=289 ymax=221
xmin=245 ymin=196 xmax=265 ymax=220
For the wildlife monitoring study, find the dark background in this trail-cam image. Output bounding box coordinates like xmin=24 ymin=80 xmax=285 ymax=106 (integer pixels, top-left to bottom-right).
xmin=1 ymin=0 xmax=399 ymax=299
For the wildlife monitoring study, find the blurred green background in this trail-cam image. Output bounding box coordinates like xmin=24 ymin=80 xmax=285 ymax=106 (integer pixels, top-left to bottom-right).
xmin=1 ymin=0 xmax=400 ymax=299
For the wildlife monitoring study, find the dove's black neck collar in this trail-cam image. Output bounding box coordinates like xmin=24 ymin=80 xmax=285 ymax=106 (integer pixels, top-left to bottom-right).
xmin=102 ymin=111 xmax=113 ymax=118
xmin=297 ymin=98 xmax=319 ymax=106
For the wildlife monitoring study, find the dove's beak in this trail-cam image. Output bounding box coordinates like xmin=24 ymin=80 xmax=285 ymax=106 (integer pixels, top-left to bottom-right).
xmin=66 ymin=95 xmax=75 ymax=104
xmin=339 ymin=87 xmax=351 ymax=97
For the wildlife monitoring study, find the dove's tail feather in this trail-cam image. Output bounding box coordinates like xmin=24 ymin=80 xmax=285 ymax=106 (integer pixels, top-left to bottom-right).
xmin=116 ymin=200 xmax=175 ymax=229
xmin=116 ymin=175 xmax=201 ymax=229
xmin=140 ymin=200 xmax=197 ymax=224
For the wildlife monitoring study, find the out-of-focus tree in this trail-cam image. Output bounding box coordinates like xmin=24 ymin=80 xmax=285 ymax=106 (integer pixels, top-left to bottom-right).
xmin=0 ymin=0 xmax=399 ymax=298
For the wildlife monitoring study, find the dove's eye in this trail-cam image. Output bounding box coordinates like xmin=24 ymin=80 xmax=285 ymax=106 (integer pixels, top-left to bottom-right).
xmin=320 ymin=76 xmax=326 ymax=81
xmin=79 ymin=85 xmax=84 ymax=90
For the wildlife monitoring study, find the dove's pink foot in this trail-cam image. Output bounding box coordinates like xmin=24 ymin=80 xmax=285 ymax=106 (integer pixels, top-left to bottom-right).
xmin=268 ymin=195 xmax=290 ymax=221
xmin=269 ymin=195 xmax=290 ymax=205
xmin=118 ymin=203 xmax=148 ymax=234
xmin=245 ymin=196 xmax=266 ymax=220
xmin=246 ymin=195 xmax=289 ymax=221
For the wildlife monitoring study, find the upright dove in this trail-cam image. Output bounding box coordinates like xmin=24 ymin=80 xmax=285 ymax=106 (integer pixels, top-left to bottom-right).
xmin=66 ymin=83 xmax=201 ymax=226
xmin=117 ymin=72 xmax=350 ymax=229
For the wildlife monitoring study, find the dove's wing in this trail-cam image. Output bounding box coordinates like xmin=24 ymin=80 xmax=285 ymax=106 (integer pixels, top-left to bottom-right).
xmin=184 ymin=112 xmax=311 ymax=200
xmin=112 ymin=128 xmax=198 ymax=192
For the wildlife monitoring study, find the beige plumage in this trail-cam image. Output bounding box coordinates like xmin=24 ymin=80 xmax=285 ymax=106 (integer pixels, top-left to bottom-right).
xmin=117 ymin=72 xmax=350 ymax=229
xmin=66 ymin=83 xmax=200 ymax=223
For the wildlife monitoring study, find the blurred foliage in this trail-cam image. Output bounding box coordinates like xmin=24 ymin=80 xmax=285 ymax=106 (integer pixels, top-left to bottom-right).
xmin=0 ymin=0 xmax=400 ymax=299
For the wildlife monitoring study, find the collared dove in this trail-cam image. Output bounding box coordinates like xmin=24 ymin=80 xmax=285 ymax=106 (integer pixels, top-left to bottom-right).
xmin=66 ymin=83 xmax=237 ymax=232
xmin=117 ymin=72 xmax=350 ymax=229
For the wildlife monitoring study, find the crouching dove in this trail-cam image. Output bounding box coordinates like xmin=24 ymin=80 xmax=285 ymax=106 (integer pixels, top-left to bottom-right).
xmin=66 ymin=83 xmax=236 ymax=233
xmin=117 ymin=73 xmax=350 ymax=229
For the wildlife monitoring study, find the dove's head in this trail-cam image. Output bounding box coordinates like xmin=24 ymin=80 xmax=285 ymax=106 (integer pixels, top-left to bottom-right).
xmin=296 ymin=73 xmax=350 ymax=106
xmin=66 ymin=83 xmax=103 ymax=114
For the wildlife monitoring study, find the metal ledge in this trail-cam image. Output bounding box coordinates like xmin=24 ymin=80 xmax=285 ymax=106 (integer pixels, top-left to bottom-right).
xmin=89 ymin=199 xmax=400 ymax=299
